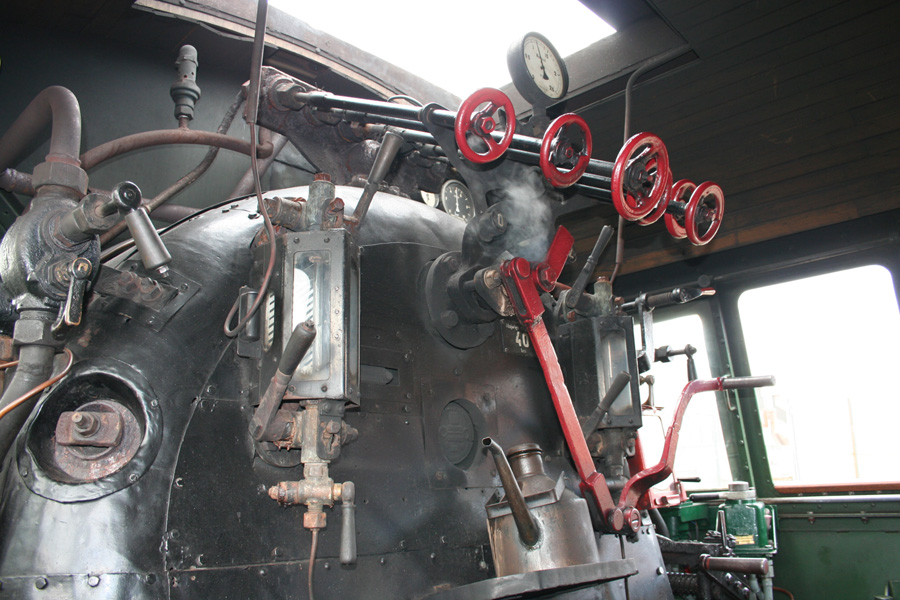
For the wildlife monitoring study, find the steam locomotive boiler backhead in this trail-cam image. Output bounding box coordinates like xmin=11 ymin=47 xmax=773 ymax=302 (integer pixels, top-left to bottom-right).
xmin=0 ymin=3 xmax=779 ymax=599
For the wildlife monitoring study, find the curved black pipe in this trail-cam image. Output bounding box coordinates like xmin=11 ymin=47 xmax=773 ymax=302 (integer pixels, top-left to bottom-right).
xmin=0 ymin=86 xmax=82 ymax=169
xmin=0 ymin=344 xmax=56 ymax=462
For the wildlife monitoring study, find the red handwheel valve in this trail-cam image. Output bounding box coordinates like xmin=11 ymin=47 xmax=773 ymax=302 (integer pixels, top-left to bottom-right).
xmin=684 ymin=182 xmax=725 ymax=246
xmin=454 ymin=88 xmax=516 ymax=164
xmin=540 ymin=114 xmax=593 ymax=188
xmin=611 ymin=132 xmax=670 ymax=221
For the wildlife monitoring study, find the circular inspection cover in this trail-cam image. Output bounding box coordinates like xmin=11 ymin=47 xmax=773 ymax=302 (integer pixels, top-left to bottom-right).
xmin=438 ymin=399 xmax=486 ymax=470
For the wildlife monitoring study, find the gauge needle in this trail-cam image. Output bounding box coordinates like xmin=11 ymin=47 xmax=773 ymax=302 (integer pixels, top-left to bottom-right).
xmin=537 ymin=49 xmax=549 ymax=80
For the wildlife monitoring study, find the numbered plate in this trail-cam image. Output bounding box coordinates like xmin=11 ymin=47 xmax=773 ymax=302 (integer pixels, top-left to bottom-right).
xmin=500 ymin=320 xmax=535 ymax=357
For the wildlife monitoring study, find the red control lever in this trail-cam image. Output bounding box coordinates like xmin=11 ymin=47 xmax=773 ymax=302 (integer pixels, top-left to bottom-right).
xmin=616 ymin=375 xmax=775 ymax=532
xmin=500 ymin=226 xmax=626 ymax=531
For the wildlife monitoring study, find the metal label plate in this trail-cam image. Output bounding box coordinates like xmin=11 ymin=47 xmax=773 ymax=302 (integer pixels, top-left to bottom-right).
xmin=500 ymin=320 xmax=535 ymax=357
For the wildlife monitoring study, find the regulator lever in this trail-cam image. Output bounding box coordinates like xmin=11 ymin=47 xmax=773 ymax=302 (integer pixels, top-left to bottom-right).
xmin=346 ymin=129 xmax=403 ymax=232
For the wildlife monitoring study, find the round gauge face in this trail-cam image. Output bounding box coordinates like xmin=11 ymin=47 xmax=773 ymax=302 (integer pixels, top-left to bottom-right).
xmin=508 ymin=32 xmax=569 ymax=107
xmin=523 ymin=36 xmax=566 ymax=99
xmin=440 ymin=180 xmax=476 ymax=223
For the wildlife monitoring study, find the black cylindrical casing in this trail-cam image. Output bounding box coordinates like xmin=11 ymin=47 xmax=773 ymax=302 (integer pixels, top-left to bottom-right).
xmin=238 ymin=287 xmax=260 ymax=342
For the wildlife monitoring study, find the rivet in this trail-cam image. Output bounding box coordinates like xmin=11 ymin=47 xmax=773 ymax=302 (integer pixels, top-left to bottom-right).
xmin=323 ymin=562 xmax=330 ymax=570
xmin=35 ymin=577 xmax=48 ymax=589
xmin=88 ymin=575 xmax=100 ymax=587
xmin=379 ymin=557 xmax=386 ymax=565
xmin=129 ymin=473 xmax=139 ymax=483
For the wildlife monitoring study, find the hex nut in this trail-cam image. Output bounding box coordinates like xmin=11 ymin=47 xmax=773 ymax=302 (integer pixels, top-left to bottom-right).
xmin=13 ymin=317 xmax=55 ymax=346
xmin=32 ymin=161 xmax=88 ymax=196
xmin=70 ymin=193 xmax=118 ymax=234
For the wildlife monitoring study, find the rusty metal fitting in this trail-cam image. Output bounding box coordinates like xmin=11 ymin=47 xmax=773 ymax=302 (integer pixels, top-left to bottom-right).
xmin=303 ymin=510 xmax=327 ymax=530
xmin=268 ymin=478 xmax=336 ymax=507
xmin=314 ymin=173 xmax=331 ymax=182
xmin=32 ymin=161 xmax=88 ymax=197
xmin=58 ymin=192 xmax=119 ymax=241
xmin=263 ymin=196 xmax=304 ymax=231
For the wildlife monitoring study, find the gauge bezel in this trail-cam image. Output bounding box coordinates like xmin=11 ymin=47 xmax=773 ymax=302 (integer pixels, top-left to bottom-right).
xmin=440 ymin=179 xmax=476 ymax=223
xmin=507 ymin=31 xmax=569 ymax=108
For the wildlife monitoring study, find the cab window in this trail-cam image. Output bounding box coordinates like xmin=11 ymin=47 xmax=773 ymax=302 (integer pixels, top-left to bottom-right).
xmin=738 ymin=264 xmax=900 ymax=489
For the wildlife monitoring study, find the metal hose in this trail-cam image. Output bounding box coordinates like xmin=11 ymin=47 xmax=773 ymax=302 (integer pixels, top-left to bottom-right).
xmin=0 ymin=86 xmax=82 ymax=170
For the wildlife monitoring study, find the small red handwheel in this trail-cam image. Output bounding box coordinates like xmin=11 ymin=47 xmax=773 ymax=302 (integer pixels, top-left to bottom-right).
xmin=684 ymin=182 xmax=724 ymax=246
xmin=664 ymin=179 xmax=695 ymax=240
xmin=638 ymin=168 xmax=673 ymax=226
xmin=454 ymin=88 xmax=516 ymax=164
xmin=540 ymin=113 xmax=593 ymax=188
xmin=611 ymin=132 xmax=670 ymax=221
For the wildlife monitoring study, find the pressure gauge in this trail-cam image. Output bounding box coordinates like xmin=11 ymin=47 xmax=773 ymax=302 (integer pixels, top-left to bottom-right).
xmin=440 ymin=180 xmax=476 ymax=223
xmin=507 ymin=32 xmax=569 ymax=107
xmin=420 ymin=190 xmax=440 ymax=208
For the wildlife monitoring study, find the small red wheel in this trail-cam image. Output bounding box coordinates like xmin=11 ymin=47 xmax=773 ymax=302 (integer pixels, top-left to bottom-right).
xmin=611 ymin=132 xmax=670 ymax=221
xmin=454 ymin=88 xmax=515 ymax=164
xmin=684 ymin=182 xmax=724 ymax=246
xmin=664 ymin=179 xmax=695 ymax=240
xmin=540 ymin=113 xmax=593 ymax=188
xmin=638 ymin=168 xmax=673 ymax=226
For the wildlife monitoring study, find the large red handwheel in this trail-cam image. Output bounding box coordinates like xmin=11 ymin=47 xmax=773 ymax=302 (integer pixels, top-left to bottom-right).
xmin=540 ymin=113 xmax=593 ymax=188
xmin=454 ymin=88 xmax=515 ymax=164
xmin=638 ymin=168 xmax=673 ymax=226
xmin=684 ymin=182 xmax=724 ymax=246
xmin=611 ymin=132 xmax=670 ymax=221
xmin=664 ymin=179 xmax=695 ymax=239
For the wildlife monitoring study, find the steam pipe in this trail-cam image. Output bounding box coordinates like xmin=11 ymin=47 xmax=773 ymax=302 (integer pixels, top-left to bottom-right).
xmin=79 ymin=128 xmax=273 ymax=171
xmin=0 ymin=344 xmax=56 ymax=462
xmin=99 ymin=89 xmax=247 ymax=244
xmin=482 ymin=437 xmax=541 ymax=547
xmin=0 ymin=86 xmax=82 ymax=169
xmin=0 ymin=169 xmax=35 ymax=196
xmin=230 ymin=130 xmax=289 ymax=197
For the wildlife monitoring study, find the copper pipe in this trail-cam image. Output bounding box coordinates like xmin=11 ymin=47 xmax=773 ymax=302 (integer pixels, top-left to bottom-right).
xmin=80 ymin=128 xmax=273 ymax=171
xmin=0 ymin=86 xmax=82 ymax=169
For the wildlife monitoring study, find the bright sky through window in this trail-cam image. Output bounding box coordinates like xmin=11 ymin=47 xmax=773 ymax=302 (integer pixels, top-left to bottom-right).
xmin=268 ymin=0 xmax=615 ymax=98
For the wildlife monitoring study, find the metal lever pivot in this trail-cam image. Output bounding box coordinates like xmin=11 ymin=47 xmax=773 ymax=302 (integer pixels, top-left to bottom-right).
xmin=51 ymin=257 xmax=92 ymax=335
xmin=113 ymin=181 xmax=172 ymax=275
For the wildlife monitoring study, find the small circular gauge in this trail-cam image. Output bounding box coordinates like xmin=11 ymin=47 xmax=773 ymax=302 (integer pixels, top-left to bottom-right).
xmin=440 ymin=180 xmax=476 ymax=223
xmin=507 ymin=32 xmax=569 ymax=107
xmin=420 ymin=190 xmax=440 ymax=208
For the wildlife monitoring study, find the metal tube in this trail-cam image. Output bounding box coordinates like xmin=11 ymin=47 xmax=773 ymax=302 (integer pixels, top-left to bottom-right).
xmin=0 ymin=169 xmax=35 ymax=196
xmin=230 ymin=130 xmax=289 ymax=197
xmin=0 ymin=343 xmax=56 ymax=462
xmin=482 ymin=437 xmax=541 ymax=547
xmin=722 ymin=375 xmax=776 ymax=390
xmin=0 ymin=86 xmax=82 ymax=170
xmin=759 ymin=494 xmax=900 ymax=504
xmin=80 ymin=129 xmax=273 ymax=171
xmin=566 ymin=225 xmax=614 ymax=308
xmin=700 ymin=554 xmax=769 ymax=576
